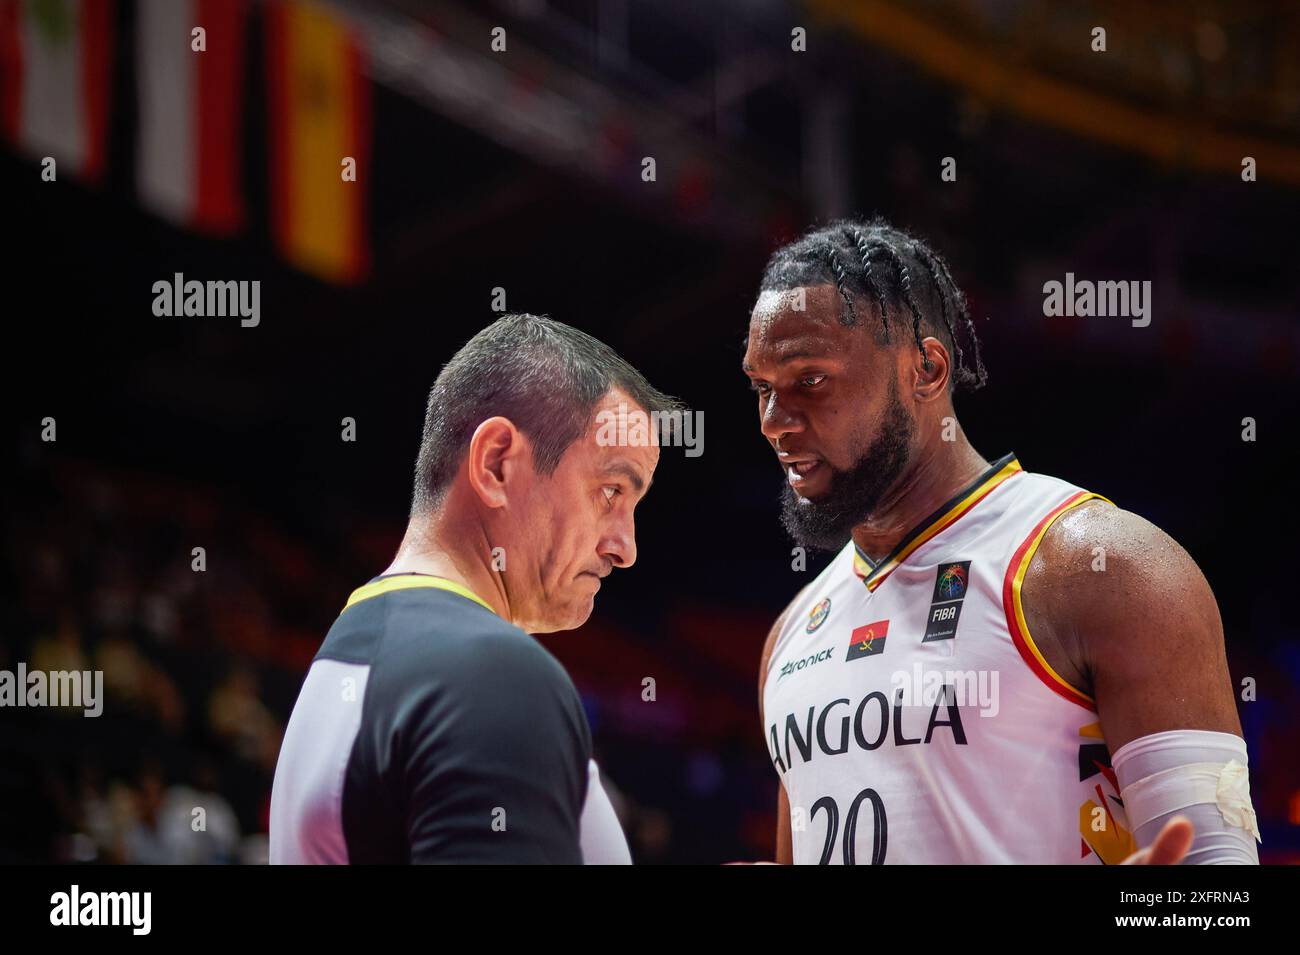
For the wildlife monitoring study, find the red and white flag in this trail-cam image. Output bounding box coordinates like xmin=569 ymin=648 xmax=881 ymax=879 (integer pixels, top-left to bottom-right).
xmin=0 ymin=0 xmax=114 ymax=182
xmin=135 ymin=0 xmax=247 ymax=234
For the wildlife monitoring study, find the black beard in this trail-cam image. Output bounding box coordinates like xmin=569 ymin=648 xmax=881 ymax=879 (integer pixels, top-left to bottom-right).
xmin=779 ymin=385 xmax=915 ymax=552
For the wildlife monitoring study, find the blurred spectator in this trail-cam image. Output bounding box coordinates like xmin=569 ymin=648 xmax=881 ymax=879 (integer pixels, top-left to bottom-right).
xmin=208 ymin=667 xmax=281 ymax=772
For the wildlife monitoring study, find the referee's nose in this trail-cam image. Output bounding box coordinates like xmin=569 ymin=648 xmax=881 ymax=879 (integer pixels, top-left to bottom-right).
xmin=600 ymin=516 xmax=637 ymax=570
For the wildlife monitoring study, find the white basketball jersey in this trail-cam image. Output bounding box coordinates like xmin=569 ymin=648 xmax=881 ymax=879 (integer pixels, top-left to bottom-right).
xmin=761 ymin=454 xmax=1138 ymax=864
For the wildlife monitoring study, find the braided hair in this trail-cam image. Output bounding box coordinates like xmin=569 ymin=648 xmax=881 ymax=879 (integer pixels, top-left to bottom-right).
xmin=758 ymin=218 xmax=987 ymax=392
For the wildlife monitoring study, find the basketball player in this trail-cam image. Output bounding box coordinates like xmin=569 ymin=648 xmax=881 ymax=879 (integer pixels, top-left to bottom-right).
xmin=747 ymin=219 xmax=1260 ymax=865
xmin=270 ymin=314 xmax=674 ymax=863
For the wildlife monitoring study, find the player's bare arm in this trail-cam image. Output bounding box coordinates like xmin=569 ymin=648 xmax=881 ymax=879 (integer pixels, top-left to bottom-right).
xmin=1021 ymin=500 xmax=1257 ymax=862
xmin=1021 ymin=499 xmax=1241 ymax=749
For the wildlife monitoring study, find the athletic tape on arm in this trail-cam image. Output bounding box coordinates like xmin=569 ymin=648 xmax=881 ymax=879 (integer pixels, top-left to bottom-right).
xmin=1112 ymin=729 xmax=1260 ymax=865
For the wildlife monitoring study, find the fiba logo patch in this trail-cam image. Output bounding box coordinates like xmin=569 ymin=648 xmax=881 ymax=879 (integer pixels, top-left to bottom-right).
xmin=936 ymin=563 xmax=968 ymax=600
xmin=806 ymin=597 xmax=831 ymax=633
xmin=923 ymin=560 xmax=971 ymax=642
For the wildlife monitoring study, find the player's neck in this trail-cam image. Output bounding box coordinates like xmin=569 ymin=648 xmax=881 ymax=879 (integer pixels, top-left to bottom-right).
xmin=850 ymin=436 xmax=990 ymax=564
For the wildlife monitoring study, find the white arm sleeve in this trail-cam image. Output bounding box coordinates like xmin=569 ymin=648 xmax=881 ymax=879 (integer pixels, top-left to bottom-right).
xmin=579 ymin=760 xmax=632 ymax=865
xmin=1112 ymin=729 xmax=1260 ymax=865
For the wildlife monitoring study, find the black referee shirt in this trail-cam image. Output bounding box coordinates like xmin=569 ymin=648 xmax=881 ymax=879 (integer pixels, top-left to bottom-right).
xmin=269 ymin=575 xmax=592 ymax=863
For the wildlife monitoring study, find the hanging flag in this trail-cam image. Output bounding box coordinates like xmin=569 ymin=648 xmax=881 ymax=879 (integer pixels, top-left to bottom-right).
xmin=0 ymin=0 xmax=114 ymax=182
xmin=135 ymin=0 xmax=248 ymax=234
xmin=264 ymin=0 xmax=370 ymax=284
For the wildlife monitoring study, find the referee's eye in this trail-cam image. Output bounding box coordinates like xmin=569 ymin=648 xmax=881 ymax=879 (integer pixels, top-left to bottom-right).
xmin=601 ymin=486 xmax=621 ymax=508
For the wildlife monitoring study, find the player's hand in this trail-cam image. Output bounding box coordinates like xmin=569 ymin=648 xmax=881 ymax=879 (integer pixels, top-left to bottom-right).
xmin=1120 ymin=816 xmax=1194 ymax=865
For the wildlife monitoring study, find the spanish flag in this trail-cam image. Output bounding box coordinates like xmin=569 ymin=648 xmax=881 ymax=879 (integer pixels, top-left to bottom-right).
xmin=264 ymin=0 xmax=370 ymax=284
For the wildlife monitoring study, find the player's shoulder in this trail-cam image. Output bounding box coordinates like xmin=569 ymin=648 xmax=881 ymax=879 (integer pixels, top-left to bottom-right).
xmin=1028 ymin=498 xmax=1216 ymax=621
xmin=1038 ymin=498 xmax=1199 ymax=573
xmin=1017 ymin=497 xmax=1222 ymax=696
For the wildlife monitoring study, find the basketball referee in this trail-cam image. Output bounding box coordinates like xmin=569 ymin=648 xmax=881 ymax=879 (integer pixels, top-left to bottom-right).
xmin=270 ymin=314 xmax=677 ymax=863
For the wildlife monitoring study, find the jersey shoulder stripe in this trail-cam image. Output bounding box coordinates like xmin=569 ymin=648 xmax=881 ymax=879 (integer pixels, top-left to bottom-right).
xmin=1003 ymin=489 xmax=1114 ymax=710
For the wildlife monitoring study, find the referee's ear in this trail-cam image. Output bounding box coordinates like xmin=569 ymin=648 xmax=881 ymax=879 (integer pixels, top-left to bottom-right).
xmin=465 ymin=415 xmax=532 ymax=509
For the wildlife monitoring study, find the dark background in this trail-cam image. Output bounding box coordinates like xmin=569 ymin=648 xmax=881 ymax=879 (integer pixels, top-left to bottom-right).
xmin=2 ymin=0 xmax=1298 ymax=863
